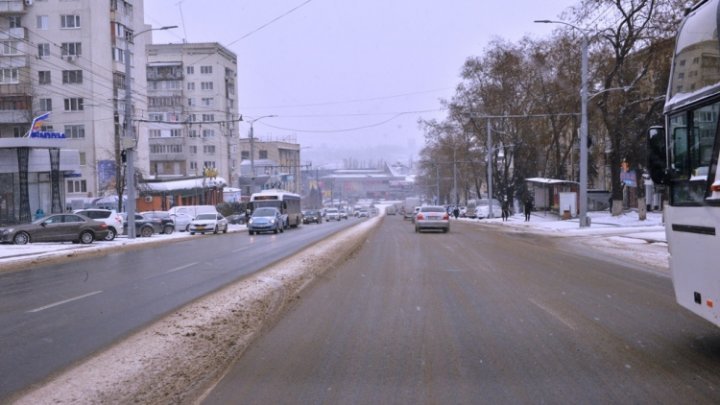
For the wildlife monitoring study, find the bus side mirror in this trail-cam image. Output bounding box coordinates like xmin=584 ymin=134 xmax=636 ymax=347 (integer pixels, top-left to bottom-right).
xmin=647 ymin=125 xmax=669 ymax=184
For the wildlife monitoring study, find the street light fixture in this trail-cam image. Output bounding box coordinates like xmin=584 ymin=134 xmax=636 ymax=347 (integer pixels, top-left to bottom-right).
xmin=247 ymin=115 xmax=277 ymax=193
xmin=124 ymin=25 xmax=177 ymax=238
xmin=534 ymin=19 xmax=590 ymax=227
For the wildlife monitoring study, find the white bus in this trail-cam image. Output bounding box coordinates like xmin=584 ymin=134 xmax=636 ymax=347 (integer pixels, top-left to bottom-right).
xmin=648 ymin=0 xmax=720 ymax=327
xmin=249 ymin=189 xmax=302 ymax=229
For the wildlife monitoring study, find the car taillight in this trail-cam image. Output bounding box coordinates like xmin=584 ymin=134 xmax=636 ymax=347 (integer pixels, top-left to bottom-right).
xmin=99 ymin=223 xmax=108 ymax=229
xmin=443 ymin=213 xmax=449 ymax=220
xmin=416 ymin=213 xmax=424 ymax=220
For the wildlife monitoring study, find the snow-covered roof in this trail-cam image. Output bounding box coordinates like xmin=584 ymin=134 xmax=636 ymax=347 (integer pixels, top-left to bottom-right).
xmin=525 ymin=177 xmax=579 ymax=185
xmin=142 ymin=177 xmax=227 ymax=192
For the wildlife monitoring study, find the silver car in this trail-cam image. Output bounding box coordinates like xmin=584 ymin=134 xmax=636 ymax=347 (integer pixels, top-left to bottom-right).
xmin=188 ymin=213 xmax=228 ymax=235
xmin=414 ymin=205 xmax=450 ymax=233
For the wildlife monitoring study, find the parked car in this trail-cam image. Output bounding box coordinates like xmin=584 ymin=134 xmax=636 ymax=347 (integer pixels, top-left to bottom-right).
xmin=140 ymin=211 xmax=175 ymax=234
xmin=414 ymin=205 xmax=450 ymax=233
xmin=302 ymin=210 xmax=322 ymax=224
xmin=73 ymin=208 xmax=123 ymax=241
xmin=325 ymin=208 xmax=341 ymax=221
xmin=0 ymin=213 xmax=109 ymax=245
xmin=188 ymin=212 xmax=228 ymax=235
xmin=122 ymin=213 xmax=161 ymax=237
xmin=226 ymin=214 xmax=246 ymax=225
xmin=248 ymin=207 xmax=284 ymax=235
xmin=169 ymin=212 xmax=193 ymax=232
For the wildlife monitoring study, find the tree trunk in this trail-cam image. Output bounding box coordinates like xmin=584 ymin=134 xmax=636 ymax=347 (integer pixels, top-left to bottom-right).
xmin=637 ymin=196 xmax=647 ymax=220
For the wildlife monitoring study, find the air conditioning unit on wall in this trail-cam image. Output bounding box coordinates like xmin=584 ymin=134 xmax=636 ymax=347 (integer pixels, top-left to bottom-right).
xmin=25 ymin=0 xmax=33 ymax=6
xmin=144 ymin=196 xmax=153 ymax=203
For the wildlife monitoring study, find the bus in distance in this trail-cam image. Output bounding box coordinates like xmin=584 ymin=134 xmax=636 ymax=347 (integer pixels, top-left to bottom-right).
xmin=248 ymin=189 xmax=302 ymax=229
xmin=648 ymin=0 xmax=720 ymax=327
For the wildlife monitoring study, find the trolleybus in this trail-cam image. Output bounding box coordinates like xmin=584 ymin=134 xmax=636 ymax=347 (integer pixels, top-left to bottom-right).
xmin=248 ymin=189 xmax=302 ymax=229
xmin=648 ymin=0 xmax=720 ymax=327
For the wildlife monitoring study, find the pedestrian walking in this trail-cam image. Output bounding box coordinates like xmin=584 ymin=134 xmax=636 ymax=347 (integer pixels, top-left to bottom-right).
xmin=501 ymin=200 xmax=509 ymax=222
xmin=524 ymin=198 xmax=532 ymax=221
xmin=452 ymin=206 xmax=460 ymax=219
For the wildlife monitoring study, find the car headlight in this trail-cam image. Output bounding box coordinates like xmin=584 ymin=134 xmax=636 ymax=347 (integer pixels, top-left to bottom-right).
xmin=269 ymin=219 xmax=275 ymax=224
xmin=248 ymin=218 xmax=254 ymax=224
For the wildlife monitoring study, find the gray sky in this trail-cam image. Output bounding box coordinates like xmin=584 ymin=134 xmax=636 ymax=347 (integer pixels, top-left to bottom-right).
xmin=143 ymin=0 xmax=574 ymax=167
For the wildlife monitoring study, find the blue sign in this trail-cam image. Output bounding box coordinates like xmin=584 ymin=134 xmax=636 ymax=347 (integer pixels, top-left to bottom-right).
xmin=30 ymin=131 xmax=66 ymax=139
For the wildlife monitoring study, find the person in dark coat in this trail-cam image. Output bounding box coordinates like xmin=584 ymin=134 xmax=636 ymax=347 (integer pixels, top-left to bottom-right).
xmin=524 ymin=198 xmax=532 ymax=221
xmin=452 ymin=206 xmax=460 ymax=219
xmin=501 ymin=200 xmax=509 ymax=222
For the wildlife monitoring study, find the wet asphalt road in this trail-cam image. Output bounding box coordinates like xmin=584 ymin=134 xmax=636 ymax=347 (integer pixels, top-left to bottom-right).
xmin=203 ymin=216 xmax=720 ymax=404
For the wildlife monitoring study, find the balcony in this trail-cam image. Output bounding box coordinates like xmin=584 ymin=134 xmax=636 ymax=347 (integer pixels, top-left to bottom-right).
xmin=0 ymin=0 xmax=25 ymax=14
xmin=0 ymin=27 xmax=27 ymax=40
xmin=0 ymin=109 xmax=30 ymax=124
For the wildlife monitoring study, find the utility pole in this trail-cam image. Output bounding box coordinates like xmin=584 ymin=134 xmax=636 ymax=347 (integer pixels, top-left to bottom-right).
xmin=486 ymin=120 xmax=494 ymax=218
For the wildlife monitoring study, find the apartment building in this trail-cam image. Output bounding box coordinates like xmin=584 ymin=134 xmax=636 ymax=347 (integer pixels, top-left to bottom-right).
xmin=145 ymin=42 xmax=239 ymax=186
xmin=0 ymin=0 xmax=150 ymax=201
xmin=238 ymin=136 xmax=302 ymax=194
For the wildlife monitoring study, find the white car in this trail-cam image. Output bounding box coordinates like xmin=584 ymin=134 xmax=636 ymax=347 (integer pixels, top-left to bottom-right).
xmin=188 ymin=213 xmax=228 ymax=235
xmin=73 ymin=208 xmax=124 ymax=241
xmin=325 ymin=208 xmax=341 ymax=221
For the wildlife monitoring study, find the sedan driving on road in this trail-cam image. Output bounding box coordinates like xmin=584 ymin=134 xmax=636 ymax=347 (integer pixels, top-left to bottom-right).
xmin=414 ymin=205 xmax=450 ymax=233
xmin=248 ymin=207 xmax=284 ymax=235
xmin=0 ymin=213 xmax=109 ymax=244
xmin=188 ymin=213 xmax=228 ymax=235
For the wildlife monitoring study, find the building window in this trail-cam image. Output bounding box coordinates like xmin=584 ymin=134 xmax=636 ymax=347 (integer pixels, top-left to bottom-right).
xmin=190 ymin=161 xmax=198 ymax=170
xmin=187 ymin=98 xmax=194 ymax=107
xmin=201 ymin=81 xmax=213 ymax=90
xmin=64 ymin=98 xmax=84 ymax=111
xmin=61 ymin=42 xmax=82 ymax=56
xmin=201 ymin=98 xmax=213 ymax=107
xmin=203 ymin=161 xmax=216 ymax=168
xmin=202 ymin=129 xmax=215 ymax=138
xmin=38 ymin=71 xmax=51 ymax=85
xmin=60 ymin=15 xmax=81 ymax=29
xmin=0 ymin=68 xmax=17 ymax=84
xmin=241 ymin=151 xmax=249 ymax=160
xmin=259 ymin=150 xmax=268 ymax=159
xmin=189 ymin=145 xmax=197 ymax=154
xmin=187 ymin=82 xmax=195 ymax=91
xmin=38 ymin=43 xmax=50 ymax=58
xmin=186 ymin=66 xmax=194 ymax=74
xmin=39 ymin=98 xmax=52 ymax=111
xmin=8 ymin=16 xmax=21 ymax=29
xmin=148 ymin=113 xmax=163 ymax=121
xmin=203 ymin=145 xmax=216 ymax=154
xmin=79 ymin=152 xmax=86 ymax=165
xmin=171 ymin=129 xmax=182 ymax=137
xmin=188 ymin=129 xmax=198 ymax=138
xmin=36 ymin=15 xmax=49 ymax=29
xmin=200 ymin=66 xmax=212 ymax=74
xmin=149 ymin=129 xmax=161 ymax=138
xmin=1 ymin=41 xmax=18 ymax=55
xmin=62 ymin=70 xmax=83 ymax=84
xmin=64 ymin=124 xmax=85 ymax=139
xmin=67 ymin=179 xmax=87 ymax=193
xmin=202 ymin=114 xmax=214 ymax=122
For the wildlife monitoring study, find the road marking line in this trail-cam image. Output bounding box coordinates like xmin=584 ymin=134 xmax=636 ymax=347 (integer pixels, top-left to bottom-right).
xmin=28 ymin=290 xmax=103 ymax=313
xmin=165 ymin=262 xmax=198 ymax=274
xmin=528 ymin=298 xmax=577 ymax=331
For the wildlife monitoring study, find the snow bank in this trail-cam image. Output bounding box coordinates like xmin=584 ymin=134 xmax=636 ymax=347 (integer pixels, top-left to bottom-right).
xmin=12 ymin=216 xmax=382 ymax=404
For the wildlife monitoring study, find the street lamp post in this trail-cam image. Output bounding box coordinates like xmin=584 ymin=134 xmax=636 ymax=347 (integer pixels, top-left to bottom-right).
xmin=124 ymin=25 xmax=177 ymax=239
xmin=486 ymin=120 xmax=495 ymax=219
xmin=247 ymin=115 xmax=277 ymax=194
xmin=534 ymin=19 xmax=590 ymax=227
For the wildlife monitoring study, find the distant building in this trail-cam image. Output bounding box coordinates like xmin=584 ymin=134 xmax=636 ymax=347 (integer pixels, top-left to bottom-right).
xmin=237 ymin=136 xmax=302 ymax=196
xmin=145 ymin=42 xmax=240 ymax=185
xmin=313 ymin=163 xmax=412 ymax=203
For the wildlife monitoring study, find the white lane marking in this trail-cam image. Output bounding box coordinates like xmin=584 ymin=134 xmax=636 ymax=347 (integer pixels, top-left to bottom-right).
xmin=528 ymin=298 xmax=577 ymax=331
xmin=27 ymin=290 xmax=103 ymax=313
xmin=164 ymin=262 xmax=198 ymax=274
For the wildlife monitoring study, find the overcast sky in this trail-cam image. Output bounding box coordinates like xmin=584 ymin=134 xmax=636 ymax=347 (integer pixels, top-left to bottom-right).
xmin=143 ymin=0 xmax=575 ymax=167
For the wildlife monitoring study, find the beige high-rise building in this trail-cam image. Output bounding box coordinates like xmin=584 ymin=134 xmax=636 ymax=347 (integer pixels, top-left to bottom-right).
xmin=0 ymin=0 xmax=150 ymax=201
xmin=145 ymin=43 xmax=239 ymax=185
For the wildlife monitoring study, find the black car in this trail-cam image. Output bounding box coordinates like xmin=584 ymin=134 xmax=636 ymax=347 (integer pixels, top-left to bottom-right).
xmin=121 ymin=213 xmax=163 ymax=237
xmin=302 ymin=210 xmax=321 ymax=224
xmin=139 ymin=211 xmax=175 ymax=234
xmin=226 ymin=214 xmax=246 ymax=225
